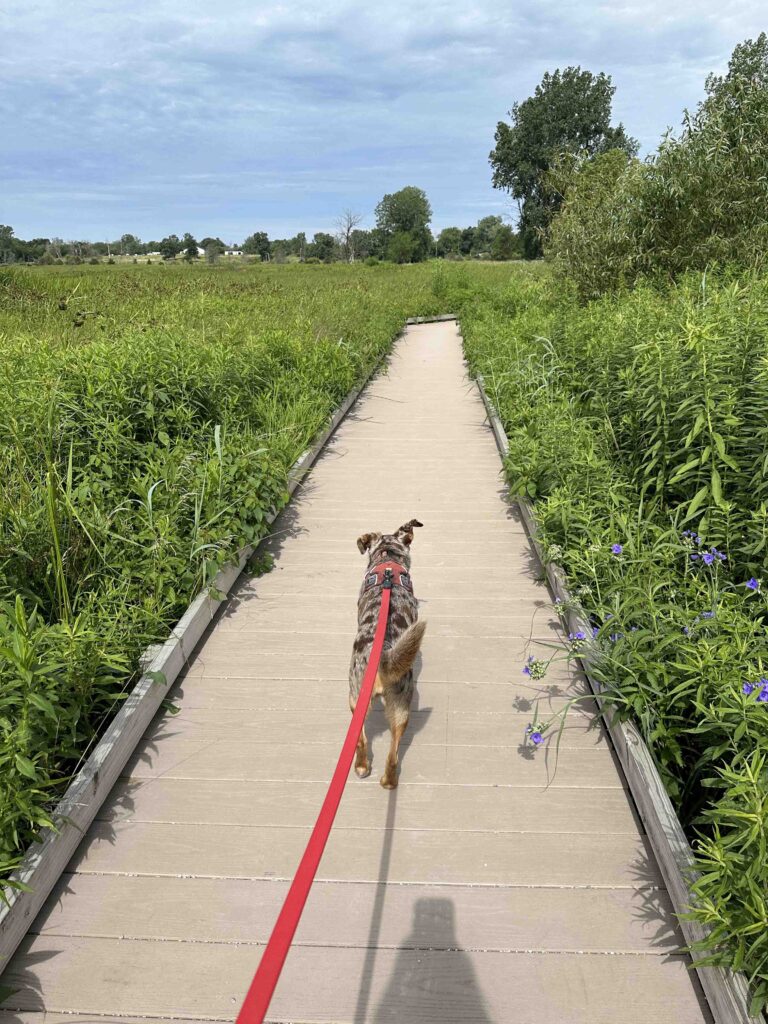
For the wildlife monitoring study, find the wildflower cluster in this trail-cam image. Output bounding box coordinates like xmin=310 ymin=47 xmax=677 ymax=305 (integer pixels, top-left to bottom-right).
xmin=522 ymin=655 xmax=547 ymax=680
xmin=525 ymin=723 xmax=545 ymax=746
xmin=568 ymin=630 xmax=588 ymax=651
xmin=742 ymin=678 xmax=768 ymax=703
xmin=690 ymin=546 xmax=726 ymax=566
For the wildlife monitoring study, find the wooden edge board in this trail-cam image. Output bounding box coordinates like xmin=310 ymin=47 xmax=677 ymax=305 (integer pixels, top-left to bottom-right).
xmin=0 ymin=323 xmax=406 ymax=972
xmin=472 ymin=368 xmax=762 ymax=1024
xmin=404 ymin=314 xmax=457 ymax=324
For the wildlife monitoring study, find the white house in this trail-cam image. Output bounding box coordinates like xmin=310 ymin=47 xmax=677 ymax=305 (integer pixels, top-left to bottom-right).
xmin=224 ymin=249 xmax=244 ymax=256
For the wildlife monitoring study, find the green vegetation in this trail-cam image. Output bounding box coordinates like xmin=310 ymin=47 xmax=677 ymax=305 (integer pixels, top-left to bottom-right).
xmin=547 ymin=34 xmax=768 ymax=297
xmin=0 ymin=260 xmax=508 ymax=889
xmin=464 ymin=33 xmax=768 ymax=1013
xmin=490 ymin=66 xmax=636 ymax=258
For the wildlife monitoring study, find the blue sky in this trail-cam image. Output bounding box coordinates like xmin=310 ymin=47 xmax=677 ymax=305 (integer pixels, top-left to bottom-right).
xmin=1 ymin=1 xmax=764 ymax=243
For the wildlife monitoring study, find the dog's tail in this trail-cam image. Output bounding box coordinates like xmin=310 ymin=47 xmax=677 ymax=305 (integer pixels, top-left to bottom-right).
xmin=378 ymin=620 xmax=427 ymax=686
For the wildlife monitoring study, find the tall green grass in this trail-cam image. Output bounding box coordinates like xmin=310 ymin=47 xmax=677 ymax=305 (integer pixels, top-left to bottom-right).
xmin=462 ymin=268 xmax=768 ymax=1013
xmin=0 ymin=260 xmax=511 ymax=887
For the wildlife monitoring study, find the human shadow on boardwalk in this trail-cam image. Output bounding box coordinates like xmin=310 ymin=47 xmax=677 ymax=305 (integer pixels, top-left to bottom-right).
xmin=369 ymin=898 xmax=493 ymax=1023
xmin=353 ymin=789 xmax=492 ymax=1024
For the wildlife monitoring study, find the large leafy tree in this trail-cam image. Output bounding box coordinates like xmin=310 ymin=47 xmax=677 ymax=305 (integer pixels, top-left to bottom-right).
xmin=182 ymin=233 xmax=199 ymax=261
xmin=243 ymin=231 xmax=271 ymax=260
xmin=490 ymin=67 xmax=637 ymax=257
xmin=375 ymin=186 xmax=432 ymax=262
xmin=436 ymin=227 xmax=462 ymax=256
xmin=309 ymin=232 xmax=337 ymax=262
xmin=159 ymin=234 xmax=182 ymax=260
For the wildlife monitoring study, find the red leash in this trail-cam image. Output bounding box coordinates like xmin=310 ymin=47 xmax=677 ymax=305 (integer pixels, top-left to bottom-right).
xmin=235 ymin=570 xmax=394 ymax=1024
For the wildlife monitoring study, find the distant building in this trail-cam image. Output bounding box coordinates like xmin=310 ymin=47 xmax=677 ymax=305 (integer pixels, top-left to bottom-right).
xmin=224 ymin=249 xmax=244 ymax=257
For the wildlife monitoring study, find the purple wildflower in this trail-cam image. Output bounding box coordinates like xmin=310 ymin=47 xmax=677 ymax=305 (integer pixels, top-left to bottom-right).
xmin=530 ymin=731 xmax=544 ymax=745
xmin=611 ymin=543 xmax=623 ymax=555
xmin=690 ymin=553 xmax=700 ymax=561
xmin=702 ymin=552 xmax=715 ymax=566
xmin=700 ymin=611 xmax=715 ymax=619
xmin=592 ymin=626 xmax=600 ymax=639
xmin=682 ymin=626 xmax=691 ymax=636
xmin=758 ymin=689 xmax=768 ymax=704
xmin=743 ymin=682 xmax=754 ymax=696
xmin=746 ymin=578 xmax=760 ymax=592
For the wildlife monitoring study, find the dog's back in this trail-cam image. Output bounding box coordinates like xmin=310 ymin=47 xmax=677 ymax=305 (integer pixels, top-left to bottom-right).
xmin=348 ymin=519 xmax=425 ymax=788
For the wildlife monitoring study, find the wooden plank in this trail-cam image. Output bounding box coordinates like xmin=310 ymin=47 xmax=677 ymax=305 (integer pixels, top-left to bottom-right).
xmin=67 ymin=820 xmax=660 ymax=887
xmin=165 ymin=676 xmax=595 ymax=713
xmin=475 ymin=371 xmax=759 ymax=1023
xmin=128 ymin=708 xmax=606 ymax=749
xmin=100 ymin=777 xmax=640 ymax=833
xmin=33 ymin=872 xmax=685 ymax=954
xmin=123 ymin=734 xmax=625 ymax=788
xmin=2 ymin=935 xmax=711 ymax=1024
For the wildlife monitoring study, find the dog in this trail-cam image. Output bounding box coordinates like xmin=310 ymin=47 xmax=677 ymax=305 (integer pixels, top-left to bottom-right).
xmin=349 ymin=519 xmax=426 ymax=789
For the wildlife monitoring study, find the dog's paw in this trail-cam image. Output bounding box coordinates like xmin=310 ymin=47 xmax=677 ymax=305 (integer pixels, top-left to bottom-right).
xmin=355 ymin=763 xmax=372 ymax=778
xmin=379 ymin=773 xmax=398 ymax=789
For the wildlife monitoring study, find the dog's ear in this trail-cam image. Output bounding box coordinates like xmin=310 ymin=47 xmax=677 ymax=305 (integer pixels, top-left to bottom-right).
xmin=395 ymin=519 xmax=423 ymax=546
xmin=357 ymin=531 xmax=380 ymax=554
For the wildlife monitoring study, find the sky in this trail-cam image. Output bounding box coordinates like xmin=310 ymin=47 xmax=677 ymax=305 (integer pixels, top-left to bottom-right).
xmin=1 ymin=1 xmax=765 ymax=243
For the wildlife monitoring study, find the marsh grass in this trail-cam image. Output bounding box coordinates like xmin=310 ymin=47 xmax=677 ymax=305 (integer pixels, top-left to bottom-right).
xmin=0 ymin=260 xmax=511 ymax=888
xmin=462 ymin=267 xmax=768 ymax=1012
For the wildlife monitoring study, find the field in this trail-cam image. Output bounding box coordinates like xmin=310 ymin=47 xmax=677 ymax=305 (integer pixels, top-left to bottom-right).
xmin=0 ymin=260 xmax=514 ymax=888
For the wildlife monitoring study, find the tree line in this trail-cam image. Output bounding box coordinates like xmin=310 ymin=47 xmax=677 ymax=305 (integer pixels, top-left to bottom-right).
xmin=1 ymin=185 xmax=521 ymax=266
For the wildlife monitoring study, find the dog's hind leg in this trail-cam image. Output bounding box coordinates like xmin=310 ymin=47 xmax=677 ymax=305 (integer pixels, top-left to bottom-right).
xmin=349 ymin=694 xmax=371 ymax=778
xmin=380 ymin=696 xmax=409 ymax=789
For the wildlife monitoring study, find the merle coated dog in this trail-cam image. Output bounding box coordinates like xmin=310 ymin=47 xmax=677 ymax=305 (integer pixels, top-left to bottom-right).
xmin=349 ymin=519 xmax=426 ymax=788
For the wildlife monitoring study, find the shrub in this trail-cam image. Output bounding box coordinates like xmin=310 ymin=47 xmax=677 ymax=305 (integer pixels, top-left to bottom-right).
xmin=547 ymin=34 xmax=768 ymax=295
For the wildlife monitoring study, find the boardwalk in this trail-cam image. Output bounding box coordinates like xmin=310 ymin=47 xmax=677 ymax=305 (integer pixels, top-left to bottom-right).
xmin=2 ymin=321 xmax=711 ymax=1023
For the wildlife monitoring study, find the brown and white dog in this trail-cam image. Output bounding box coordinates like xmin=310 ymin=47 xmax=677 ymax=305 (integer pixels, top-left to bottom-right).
xmin=349 ymin=519 xmax=426 ymax=789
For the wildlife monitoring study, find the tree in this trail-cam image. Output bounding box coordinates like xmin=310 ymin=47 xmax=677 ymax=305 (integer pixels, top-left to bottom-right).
xmin=159 ymin=234 xmax=182 ymax=260
xmin=182 ymin=233 xmax=199 ymax=261
xmin=309 ymin=232 xmax=337 ymax=263
xmin=349 ymin=229 xmax=374 ymax=260
xmin=0 ymin=225 xmax=16 ymax=263
xmin=335 ymin=210 xmax=363 ymax=262
xmin=120 ymin=233 xmax=141 ymax=255
xmin=200 ymin=237 xmax=225 ymax=263
xmin=243 ymin=231 xmax=271 ymax=260
xmin=459 ymin=227 xmax=476 ymax=256
xmin=490 ymin=224 xmax=521 ymax=260
xmin=436 ymin=227 xmax=462 ymax=257
xmin=490 ymin=67 xmax=637 ymax=257
xmin=474 ymin=215 xmax=504 ymax=254
xmin=375 ymin=186 xmax=432 ymax=262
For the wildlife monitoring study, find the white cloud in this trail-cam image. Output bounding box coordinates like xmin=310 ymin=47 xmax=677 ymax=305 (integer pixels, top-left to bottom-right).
xmin=0 ymin=0 xmax=764 ymax=238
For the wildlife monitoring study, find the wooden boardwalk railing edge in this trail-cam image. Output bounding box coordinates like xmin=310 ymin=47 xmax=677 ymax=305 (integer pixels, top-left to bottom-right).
xmin=473 ymin=368 xmax=763 ymax=1024
xmin=0 ymin=321 xmax=411 ymax=975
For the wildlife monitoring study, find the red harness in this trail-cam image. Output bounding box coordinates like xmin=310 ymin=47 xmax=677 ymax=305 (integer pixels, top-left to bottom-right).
xmin=363 ymin=559 xmax=413 ymax=593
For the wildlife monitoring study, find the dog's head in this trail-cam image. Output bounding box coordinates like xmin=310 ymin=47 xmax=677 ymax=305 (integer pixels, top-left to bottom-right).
xmin=357 ymin=518 xmax=423 ymax=568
